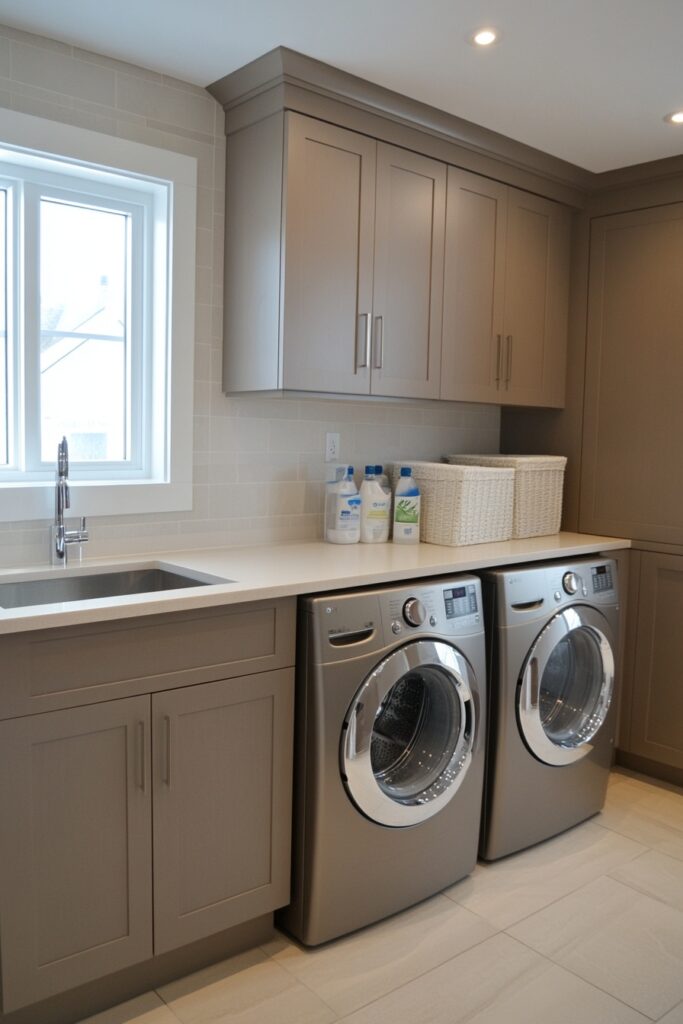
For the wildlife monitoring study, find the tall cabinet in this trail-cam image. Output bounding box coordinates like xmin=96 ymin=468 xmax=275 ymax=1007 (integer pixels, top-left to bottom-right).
xmin=579 ymin=201 xmax=683 ymax=783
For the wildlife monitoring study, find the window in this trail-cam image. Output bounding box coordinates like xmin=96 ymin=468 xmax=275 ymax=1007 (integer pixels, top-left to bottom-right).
xmin=0 ymin=108 xmax=197 ymax=522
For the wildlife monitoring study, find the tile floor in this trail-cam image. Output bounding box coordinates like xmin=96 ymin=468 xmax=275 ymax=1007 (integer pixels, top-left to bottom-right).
xmin=80 ymin=770 xmax=683 ymax=1024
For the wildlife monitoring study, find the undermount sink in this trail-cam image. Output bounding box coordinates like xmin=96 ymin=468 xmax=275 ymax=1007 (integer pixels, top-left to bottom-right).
xmin=0 ymin=567 xmax=231 ymax=610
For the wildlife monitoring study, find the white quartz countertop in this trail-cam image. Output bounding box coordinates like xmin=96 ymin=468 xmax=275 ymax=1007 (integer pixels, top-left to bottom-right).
xmin=0 ymin=532 xmax=630 ymax=635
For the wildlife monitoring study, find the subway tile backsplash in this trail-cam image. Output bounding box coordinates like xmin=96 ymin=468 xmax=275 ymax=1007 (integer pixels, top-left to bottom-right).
xmin=0 ymin=23 xmax=500 ymax=570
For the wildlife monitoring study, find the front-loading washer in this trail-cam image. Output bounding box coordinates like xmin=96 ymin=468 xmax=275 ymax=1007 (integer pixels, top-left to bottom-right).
xmin=480 ymin=557 xmax=619 ymax=861
xmin=278 ymin=575 xmax=486 ymax=945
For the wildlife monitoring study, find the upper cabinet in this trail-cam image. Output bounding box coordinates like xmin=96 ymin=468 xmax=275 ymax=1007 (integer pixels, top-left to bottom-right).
xmin=441 ymin=168 xmax=571 ymax=407
xmin=226 ymin=112 xmax=445 ymax=399
xmin=224 ymin=110 xmax=569 ymax=406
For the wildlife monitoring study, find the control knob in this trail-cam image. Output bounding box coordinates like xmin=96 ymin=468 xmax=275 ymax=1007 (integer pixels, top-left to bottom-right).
xmin=403 ymin=597 xmax=426 ymax=627
xmin=562 ymin=571 xmax=580 ymax=595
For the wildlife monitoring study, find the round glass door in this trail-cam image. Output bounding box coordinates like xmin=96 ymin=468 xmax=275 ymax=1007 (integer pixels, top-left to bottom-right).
xmin=518 ymin=606 xmax=615 ymax=766
xmin=341 ymin=640 xmax=477 ymax=827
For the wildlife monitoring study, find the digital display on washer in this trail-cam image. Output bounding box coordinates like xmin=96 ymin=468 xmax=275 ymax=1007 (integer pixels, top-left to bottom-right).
xmin=444 ymin=584 xmax=478 ymax=618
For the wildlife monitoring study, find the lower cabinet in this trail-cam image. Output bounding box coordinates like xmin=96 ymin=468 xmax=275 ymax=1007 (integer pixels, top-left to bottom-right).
xmin=622 ymin=551 xmax=683 ymax=773
xmin=0 ymin=667 xmax=294 ymax=1012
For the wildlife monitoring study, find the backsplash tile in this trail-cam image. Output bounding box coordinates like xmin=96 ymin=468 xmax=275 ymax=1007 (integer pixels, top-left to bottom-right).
xmin=0 ymin=22 xmax=500 ymax=571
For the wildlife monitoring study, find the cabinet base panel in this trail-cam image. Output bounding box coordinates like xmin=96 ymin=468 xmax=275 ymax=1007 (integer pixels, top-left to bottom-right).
xmin=616 ymin=749 xmax=683 ymax=790
xmin=0 ymin=914 xmax=274 ymax=1024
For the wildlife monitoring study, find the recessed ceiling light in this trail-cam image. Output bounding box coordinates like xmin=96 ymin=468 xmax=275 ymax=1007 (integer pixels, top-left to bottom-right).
xmin=471 ymin=28 xmax=499 ymax=46
xmin=664 ymin=111 xmax=683 ymax=125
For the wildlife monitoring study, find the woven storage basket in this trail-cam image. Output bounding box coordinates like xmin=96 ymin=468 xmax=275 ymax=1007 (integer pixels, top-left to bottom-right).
xmin=392 ymin=461 xmax=514 ymax=546
xmin=445 ymin=455 xmax=567 ymax=538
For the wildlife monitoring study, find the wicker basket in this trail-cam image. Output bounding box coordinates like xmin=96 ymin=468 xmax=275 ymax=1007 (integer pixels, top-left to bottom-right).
xmin=445 ymin=455 xmax=567 ymax=538
xmin=392 ymin=461 xmax=514 ymax=546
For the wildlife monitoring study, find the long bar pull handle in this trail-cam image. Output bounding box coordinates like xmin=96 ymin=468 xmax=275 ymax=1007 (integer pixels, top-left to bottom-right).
xmin=495 ymin=334 xmax=502 ymax=385
xmin=135 ymin=721 xmax=146 ymax=792
xmin=505 ymin=334 xmax=513 ymax=387
xmin=356 ymin=313 xmax=370 ymax=369
xmin=372 ymin=315 xmax=384 ymax=370
xmin=162 ymin=715 xmax=172 ymax=786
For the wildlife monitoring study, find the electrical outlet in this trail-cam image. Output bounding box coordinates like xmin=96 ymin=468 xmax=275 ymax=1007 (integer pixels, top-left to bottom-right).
xmin=325 ymin=432 xmax=340 ymax=462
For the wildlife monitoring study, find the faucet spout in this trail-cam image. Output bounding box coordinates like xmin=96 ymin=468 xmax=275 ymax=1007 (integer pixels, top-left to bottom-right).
xmin=52 ymin=437 xmax=88 ymax=565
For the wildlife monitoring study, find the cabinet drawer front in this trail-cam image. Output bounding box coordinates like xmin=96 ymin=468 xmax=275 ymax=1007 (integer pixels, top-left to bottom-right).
xmin=152 ymin=668 xmax=294 ymax=953
xmin=0 ymin=599 xmax=295 ymax=718
xmin=0 ymin=696 xmax=152 ymax=1011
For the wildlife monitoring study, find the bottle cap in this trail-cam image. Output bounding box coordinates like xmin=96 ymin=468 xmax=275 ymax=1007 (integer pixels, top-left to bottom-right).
xmin=346 ymin=466 xmax=354 ymax=476
xmin=364 ymin=465 xmax=374 ymax=475
xmin=375 ymin=465 xmax=383 ymax=474
xmin=400 ymin=467 xmax=412 ymax=476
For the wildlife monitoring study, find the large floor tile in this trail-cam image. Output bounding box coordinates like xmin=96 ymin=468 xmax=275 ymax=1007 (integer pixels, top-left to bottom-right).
xmin=509 ymin=875 xmax=683 ymax=1019
xmin=157 ymin=947 xmax=336 ymax=1024
xmin=337 ymin=933 xmax=648 ymax=1024
xmin=270 ymin=893 xmax=496 ymax=1016
xmin=445 ymin=820 xmax=644 ymax=928
xmin=599 ymin=773 xmax=683 ymax=861
xmin=611 ymin=848 xmax=683 ymax=912
xmin=78 ymin=992 xmax=179 ymax=1024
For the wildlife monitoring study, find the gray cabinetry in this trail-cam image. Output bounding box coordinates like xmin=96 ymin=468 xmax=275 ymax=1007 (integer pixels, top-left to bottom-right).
xmin=153 ymin=669 xmax=294 ymax=954
xmin=581 ymin=203 xmax=683 ymax=543
xmin=0 ymin=600 xmax=295 ymax=1012
xmin=225 ymin=112 xmax=445 ymax=399
xmin=621 ymin=552 xmax=683 ymax=774
xmin=0 ymin=697 xmax=153 ymax=1012
xmin=441 ymin=168 xmax=570 ymax=407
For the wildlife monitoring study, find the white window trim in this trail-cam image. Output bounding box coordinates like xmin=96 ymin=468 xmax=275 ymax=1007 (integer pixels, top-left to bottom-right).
xmin=0 ymin=107 xmax=197 ymax=523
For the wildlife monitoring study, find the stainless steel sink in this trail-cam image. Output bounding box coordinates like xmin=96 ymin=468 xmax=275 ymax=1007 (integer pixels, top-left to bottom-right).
xmin=0 ymin=567 xmax=231 ymax=610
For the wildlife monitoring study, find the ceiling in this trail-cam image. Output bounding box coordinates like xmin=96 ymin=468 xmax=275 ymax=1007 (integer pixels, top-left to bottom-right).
xmin=0 ymin=0 xmax=682 ymax=173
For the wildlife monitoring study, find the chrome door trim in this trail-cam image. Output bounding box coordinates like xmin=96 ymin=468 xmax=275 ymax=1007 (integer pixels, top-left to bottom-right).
xmin=341 ymin=640 xmax=476 ymax=827
xmin=518 ymin=605 xmax=615 ymax=767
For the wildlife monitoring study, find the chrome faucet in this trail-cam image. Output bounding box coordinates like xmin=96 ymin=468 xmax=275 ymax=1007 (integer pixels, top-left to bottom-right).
xmin=51 ymin=436 xmax=89 ymax=565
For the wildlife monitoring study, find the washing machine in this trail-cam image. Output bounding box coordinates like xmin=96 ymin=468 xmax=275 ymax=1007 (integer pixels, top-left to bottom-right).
xmin=480 ymin=557 xmax=619 ymax=861
xmin=278 ymin=575 xmax=487 ymax=945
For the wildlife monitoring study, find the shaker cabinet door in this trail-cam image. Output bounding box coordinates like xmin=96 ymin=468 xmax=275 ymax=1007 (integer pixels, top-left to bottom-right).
xmin=440 ymin=166 xmax=507 ymax=403
xmin=0 ymin=696 xmax=152 ymax=1012
xmin=152 ymin=668 xmax=294 ymax=954
xmin=370 ymin=144 xmax=446 ymax=399
xmin=502 ymin=188 xmax=570 ymax=407
xmin=282 ymin=113 xmax=376 ymax=395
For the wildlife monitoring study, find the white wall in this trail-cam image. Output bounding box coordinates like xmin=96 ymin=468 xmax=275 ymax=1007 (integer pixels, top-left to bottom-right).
xmin=0 ymin=24 xmax=500 ymax=569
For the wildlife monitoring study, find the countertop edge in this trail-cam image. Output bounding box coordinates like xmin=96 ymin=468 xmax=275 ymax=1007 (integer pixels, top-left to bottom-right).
xmin=0 ymin=533 xmax=630 ymax=635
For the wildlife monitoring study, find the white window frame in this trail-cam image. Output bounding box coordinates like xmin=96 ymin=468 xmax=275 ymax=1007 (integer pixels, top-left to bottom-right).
xmin=0 ymin=108 xmax=197 ymax=523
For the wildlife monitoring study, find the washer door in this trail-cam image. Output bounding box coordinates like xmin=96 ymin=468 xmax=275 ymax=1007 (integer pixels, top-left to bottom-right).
xmin=341 ymin=640 xmax=477 ymax=827
xmin=518 ymin=605 xmax=615 ymax=766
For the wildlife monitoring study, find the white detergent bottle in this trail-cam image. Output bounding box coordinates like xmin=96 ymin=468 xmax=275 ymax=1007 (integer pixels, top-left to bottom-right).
xmin=325 ymin=466 xmax=361 ymax=544
xmin=393 ymin=467 xmax=421 ymax=544
xmin=360 ymin=465 xmax=391 ymax=543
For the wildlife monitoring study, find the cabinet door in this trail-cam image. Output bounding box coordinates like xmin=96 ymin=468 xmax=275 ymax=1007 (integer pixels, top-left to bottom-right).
xmin=282 ymin=113 xmax=376 ymax=394
xmin=371 ymin=143 xmax=446 ymax=399
xmin=152 ymin=668 xmax=294 ymax=954
xmin=440 ymin=167 xmax=507 ymax=402
xmin=580 ymin=204 xmax=683 ymax=543
xmin=502 ymin=188 xmax=570 ymax=407
xmin=628 ymin=552 xmax=683 ymax=770
xmin=0 ymin=697 xmax=152 ymax=1012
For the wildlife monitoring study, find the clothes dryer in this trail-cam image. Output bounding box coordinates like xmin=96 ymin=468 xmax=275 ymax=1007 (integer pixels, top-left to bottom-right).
xmin=279 ymin=576 xmax=486 ymax=945
xmin=481 ymin=557 xmax=619 ymax=861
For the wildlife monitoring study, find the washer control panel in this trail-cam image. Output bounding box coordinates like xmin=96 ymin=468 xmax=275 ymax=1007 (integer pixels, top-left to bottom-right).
xmin=591 ymin=563 xmax=615 ymax=594
xmin=444 ymin=583 xmax=479 ymax=619
xmin=403 ymin=597 xmax=426 ymax=627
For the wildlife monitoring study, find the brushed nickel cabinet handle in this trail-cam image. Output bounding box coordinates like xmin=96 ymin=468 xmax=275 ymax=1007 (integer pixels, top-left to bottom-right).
xmin=372 ymin=315 xmax=384 ymax=370
xmin=506 ymin=334 xmax=513 ymax=386
xmin=356 ymin=313 xmax=371 ymax=369
xmin=495 ymin=334 xmax=502 ymax=385
xmin=163 ymin=715 xmax=172 ymax=786
xmin=136 ymin=721 xmax=146 ymax=792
